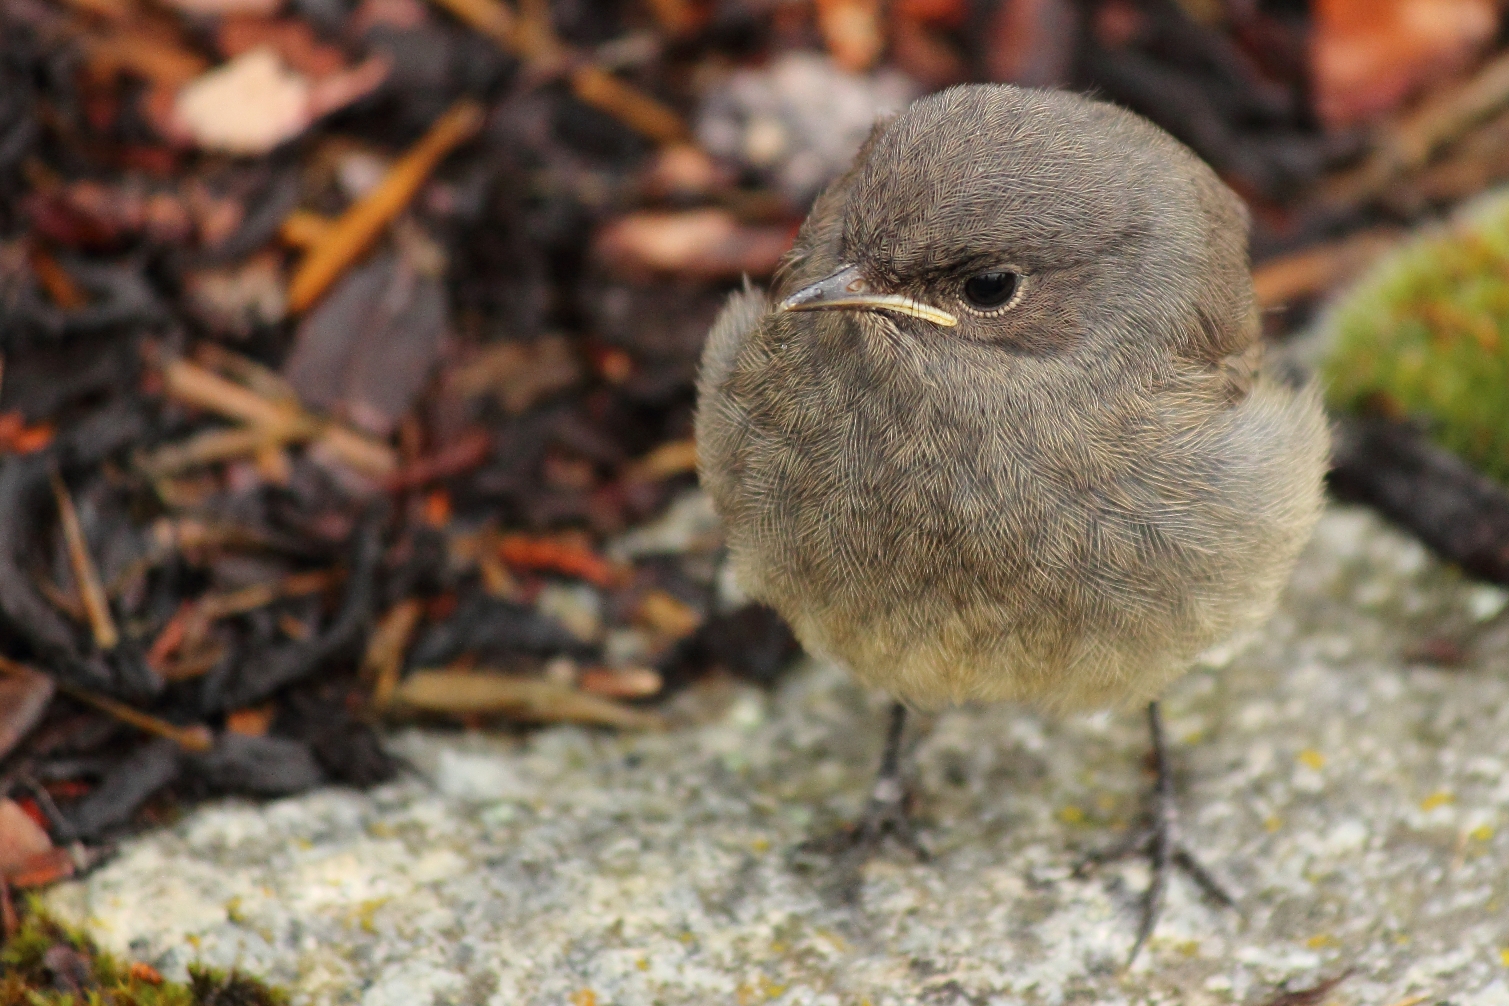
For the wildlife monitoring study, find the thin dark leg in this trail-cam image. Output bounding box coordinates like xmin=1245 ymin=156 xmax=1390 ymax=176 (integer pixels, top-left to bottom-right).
xmin=791 ymin=701 xmax=928 ymax=903
xmin=1076 ymin=701 xmax=1235 ymax=965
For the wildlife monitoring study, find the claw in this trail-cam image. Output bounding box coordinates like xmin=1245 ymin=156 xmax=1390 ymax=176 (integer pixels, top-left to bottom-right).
xmin=789 ymin=702 xmax=928 ymax=904
xmin=1077 ymin=701 xmax=1238 ymax=965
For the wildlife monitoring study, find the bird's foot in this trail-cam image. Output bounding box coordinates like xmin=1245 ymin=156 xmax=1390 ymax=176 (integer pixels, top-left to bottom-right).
xmin=790 ymin=774 xmax=930 ymax=904
xmin=1074 ymin=702 xmax=1236 ymax=965
xmin=789 ymin=701 xmax=929 ymax=904
xmin=1074 ymin=818 xmax=1235 ymax=964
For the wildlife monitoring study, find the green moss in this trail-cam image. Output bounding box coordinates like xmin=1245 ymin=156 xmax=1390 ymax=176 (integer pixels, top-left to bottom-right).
xmin=1323 ymin=189 xmax=1509 ymax=485
xmin=0 ymin=902 xmax=285 ymax=1006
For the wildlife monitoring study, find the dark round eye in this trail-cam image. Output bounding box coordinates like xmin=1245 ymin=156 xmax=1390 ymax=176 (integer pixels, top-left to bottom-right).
xmin=962 ymin=271 xmax=1020 ymax=310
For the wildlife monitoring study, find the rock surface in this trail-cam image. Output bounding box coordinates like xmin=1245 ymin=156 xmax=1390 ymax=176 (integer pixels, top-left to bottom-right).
xmin=47 ymin=505 xmax=1509 ymax=1005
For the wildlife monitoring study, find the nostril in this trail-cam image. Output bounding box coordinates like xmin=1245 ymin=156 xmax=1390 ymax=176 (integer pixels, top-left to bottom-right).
xmin=845 ymin=278 xmax=867 ymax=293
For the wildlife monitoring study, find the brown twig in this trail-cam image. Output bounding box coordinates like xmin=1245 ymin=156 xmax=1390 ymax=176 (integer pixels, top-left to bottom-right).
xmin=364 ymin=598 xmax=423 ymax=710
xmin=392 ymin=668 xmax=663 ymax=729
xmin=147 ymin=570 xmax=343 ymax=677
xmin=1252 ymin=228 xmax=1401 ymax=309
xmin=624 ymin=438 xmax=697 ymax=482
xmin=424 ymin=0 xmax=686 ymax=144
xmin=1329 ymin=415 xmax=1509 ymax=585
xmin=0 ymin=655 xmax=212 ymax=752
xmin=1319 ymin=49 xmax=1509 ymax=209
xmin=29 ymin=247 xmax=88 ymax=309
xmin=162 ymin=357 xmax=304 ymax=429
xmin=286 ymin=99 xmax=485 ymax=313
xmin=568 ymin=66 xmax=687 ymax=145
xmin=278 ymin=209 xmax=336 ymax=249
xmin=1258 ymin=969 xmax=1354 ymax=1006
xmin=49 ymin=467 xmax=118 ymax=651
xmin=381 ymin=427 xmax=492 ymax=491
xmin=158 ymin=357 xmax=396 ymax=477
xmin=139 ymin=425 xmax=297 ymax=477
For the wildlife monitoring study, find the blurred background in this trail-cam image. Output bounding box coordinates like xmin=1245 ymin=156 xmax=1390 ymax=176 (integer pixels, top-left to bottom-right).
xmin=4 ymin=0 xmax=1509 ymax=902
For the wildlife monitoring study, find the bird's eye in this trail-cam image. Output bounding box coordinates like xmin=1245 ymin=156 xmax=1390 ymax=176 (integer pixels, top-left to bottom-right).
xmin=962 ymin=271 xmax=1020 ymax=311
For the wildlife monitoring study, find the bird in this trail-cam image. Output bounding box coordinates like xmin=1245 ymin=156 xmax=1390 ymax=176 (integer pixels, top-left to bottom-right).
xmin=694 ymin=84 xmax=1329 ymax=958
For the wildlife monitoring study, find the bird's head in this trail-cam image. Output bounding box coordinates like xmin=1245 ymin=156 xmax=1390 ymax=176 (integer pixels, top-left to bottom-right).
xmin=775 ymin=85 xmax=1254 ymax=366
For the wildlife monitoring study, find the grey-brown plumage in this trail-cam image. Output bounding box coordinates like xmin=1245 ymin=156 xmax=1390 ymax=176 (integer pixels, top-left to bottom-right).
xmin=697 ymin=85 xmax=1327 ymax=715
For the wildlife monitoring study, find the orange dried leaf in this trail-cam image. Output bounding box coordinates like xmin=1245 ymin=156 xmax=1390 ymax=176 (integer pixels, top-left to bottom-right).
xmin=129 ymin=962 xmax=165 ymax=985
xmin=498 ymin=534 xmax=622 ymax=587
xmin=87 ymin=30 xmax=210 ymax=89
xmin=1311 ymin=0 xmax=1498 ymax=128
xmin=225 ymin=704 xmax=274 ymax=736
xmin=217 ymin=16 xmax=347 ymax=77
xmin=146 ymin=601 xmax=194 ymax=672
xmin=6 ymin=848 xmax=75 ymax=888
xmin=0 ymin=660 xmax=54 ymax=762
xmin=0 ymin=413 xmax=55 ymax=455
xmin=423 ymin=489 xmax=452 ymax=528
xmin=633 ymin=589 xmax=702 ymax=640
xmin=892 ymin=0 xmax=966 ymax=25
xmin=29 ymin=247 xmax=88 ymax=308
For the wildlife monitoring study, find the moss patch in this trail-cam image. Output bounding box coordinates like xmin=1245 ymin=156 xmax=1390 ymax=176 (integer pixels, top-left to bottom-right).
xmin=1323 ymin=189 xmax=1509 ymax=485
xmin=0 ymin=902 xmax=286 ymax=1006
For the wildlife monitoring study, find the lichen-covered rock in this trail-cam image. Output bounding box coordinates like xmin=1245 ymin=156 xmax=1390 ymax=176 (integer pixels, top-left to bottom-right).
xmin=1323 ymin=189 xmax=1509 ymax=485
xmin=46 ymin=506 xmax=1509 ymax=1005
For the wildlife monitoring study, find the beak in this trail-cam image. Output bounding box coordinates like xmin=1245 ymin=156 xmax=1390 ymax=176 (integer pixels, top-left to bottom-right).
xmin=777 ymin=264 xmax=958 ymax=328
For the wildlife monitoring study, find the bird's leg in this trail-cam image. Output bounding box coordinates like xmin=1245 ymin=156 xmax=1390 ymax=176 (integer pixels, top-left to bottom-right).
xmin=790 ymin=701 xmax=929 ymax=902
xmin=1076 ymin=701 xmax=1235 ymax=964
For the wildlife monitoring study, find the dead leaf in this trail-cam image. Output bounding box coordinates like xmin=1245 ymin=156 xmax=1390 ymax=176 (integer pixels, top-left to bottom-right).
xmin=449 ymin=334 xmax=582 ymax=415
xmin=225 ymin=704 xmax=275 ymax=736
xmin=639 ymin=144 xmax=733 ymax=200
xmin=0 ymin=800 xmax=53 ymax=873
xmin=171 ymin=47 xmax=388 ymax=155
xmin=172 ymin=47 xmax=311 ymax=154
xmin=86 ymin=29 xmax=209 ymax=90
xmin=888 ymin=14 xmax=968 ymax=89
xmin=283 ymin=250 xmax=447 ymax=435
xmin=0 ymin=655 xmax=54 ymax=760
xmin=593 ymin=209 xmax=795 ymax=280
xmin=392 ymin=669 xmax=663 ymax=729
xmin=1312 ymin=0 xmax=1498 ymax=128
xmin=6 ymin=848 xmax=76 ymax=888
xmin=183 ymin=253 xmax=288 ymax=336
xmin=816 ymin=0 xmax=884 ymax=73
xmin=983 ymin=0 xmax=1079 ymax=87
xmin=217 ymin=16 xmax=346 ymax=76
xmin=633 ymin=589 xmax=702 ymax=640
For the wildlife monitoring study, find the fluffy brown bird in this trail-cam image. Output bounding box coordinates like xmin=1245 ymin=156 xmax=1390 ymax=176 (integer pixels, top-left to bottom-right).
xmin=695 ymin=84 xmax=1328 ymax=955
